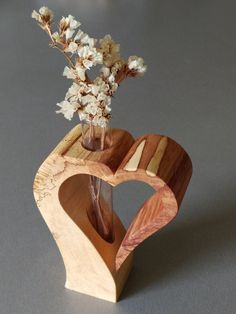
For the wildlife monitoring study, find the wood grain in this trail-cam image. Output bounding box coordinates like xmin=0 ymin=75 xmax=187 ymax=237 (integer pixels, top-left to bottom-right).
xmin=146 ymin=136 xmax=168 ymax=176
xmin=33 ymin=124 xmax=192 ymax=302
xmin=115 ymin=134 xmax=192 ymax=270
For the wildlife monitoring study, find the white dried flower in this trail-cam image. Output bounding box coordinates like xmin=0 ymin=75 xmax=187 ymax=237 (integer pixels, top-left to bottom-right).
xmin=63 ymin=65 xmax=86 ymax=81
xmin=108 ymin=74 xmax=115 ymax=83
xmin=60 ymin=15 xmax=81 ymax=39
xmin=93 ymin=77 xmax=110 ymax=93
xmin=82 ymin=59 xmax=94 ymax=70
xmin=85 ymin=103 xmax=100 ymax=115
xmin=92 ymin=116 xmax=107 ymax=128
xmin=65 ymin=41 xmax=78 ymax=54
xmin=52 ymin=32 xmax=60 ymax=42
xmin=32 ymin=7 xmax=53 ymax=24
xmin=96 ymin=93 xmax=106 ymax=102
xmin=103 ymin=95 xmax=111 ymax=107
xmin=78 ymin=111 xmax=90 ymax=122
xmin=77 ymin=46 xmax=103 ymax=69
xmin=77 ymin=45 xmax=90 ymax=58
xmin=56 ymin=100 xmax=78 ymax=120
xmin=111 ymin=82 xmax=118 ymax=93
xmin=81 ymin=94 xmax=97 ymax=106
xmin=106 ymin=73 xmax=118 ymax=93
xmin=74 ymin=30 xmax=84 ymax=41
xmin=39 ymin=7 xmax=50 ymax=16
xmin=100 ymin=66 xmax=110 ymax=78
xmin=100 ymin=63 xmax=120 ymax=95
xmin=65 ymin=29 xmax=74 ymax=40
xmin=65 ymin=83 xmax=80 ymax=102
xmin=74 ymin=30 xmax=95 ymax=47
xmin=111 ymin=60 xmax=124 ymax=75
xmin=85 ymin=37 xmax=96 ymax=48
xmin=75 ymin=65 xmax=86 ymax=81
xmin=31 ymin=10 xmax=42 ymax=22
xmin=89 ymin=84 xmax=100 ymax=96
xmin=99 ymin=35 xmax=121 ymax=67
xmin=63 ymin=66 xmax=77 ymax=79
xmin=65 ymin=82 xmax=80 ymax=99
xmin=77 ymin=81 xmax=91 ymax=94
xmin=96 ymin=107 xmax=103 ymax=117
xmin=39 ymin=6 xmax=53 ymax=17
xmin=105 ymin=105 xmax=111 ymax=113
xmin=128 ymin=56 xmax=147 ymax=75
xmin=67 ymin=14 xmax=81 ymax=29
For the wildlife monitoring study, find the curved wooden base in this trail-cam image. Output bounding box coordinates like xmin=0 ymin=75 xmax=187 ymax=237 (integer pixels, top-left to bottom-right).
xmin=33 ymin=124 xmax=192 ymax=302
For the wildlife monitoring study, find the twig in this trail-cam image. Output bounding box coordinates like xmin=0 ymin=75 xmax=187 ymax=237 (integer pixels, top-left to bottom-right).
xmin=52 ymin=44 xmax=75 ymax=69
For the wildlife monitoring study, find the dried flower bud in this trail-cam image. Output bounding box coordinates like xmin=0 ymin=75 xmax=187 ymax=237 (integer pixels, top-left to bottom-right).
xmin=128 ymin=56 xmax=147 ymax=76
xmin=31 ymin=7 xmax=53 ymax=25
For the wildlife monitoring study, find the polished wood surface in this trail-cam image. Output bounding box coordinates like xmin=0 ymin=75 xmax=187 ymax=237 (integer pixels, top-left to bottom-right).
xmin=33 ymin=124 xmax=192 ymax=302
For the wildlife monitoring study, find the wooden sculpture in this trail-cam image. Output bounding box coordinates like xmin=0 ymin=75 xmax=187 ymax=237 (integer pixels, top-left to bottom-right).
xmin=33 ymin=124 xmax=192 ymax=302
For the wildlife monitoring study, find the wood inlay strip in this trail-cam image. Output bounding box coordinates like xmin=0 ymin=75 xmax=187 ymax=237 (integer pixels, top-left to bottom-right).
xmin=61 ymin=133 xmax=83 ymax=156
xmin=51 ymin=125 xmax=82 ymax=156
xmin=123 ymin=140 xmax=146 ymax=171
xmin=146 ymin=137 xmax=168 ymax=177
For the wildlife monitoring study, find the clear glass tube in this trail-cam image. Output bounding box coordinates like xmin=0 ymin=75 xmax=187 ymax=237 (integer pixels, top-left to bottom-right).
xmin=81 ymin=121 xmax=114 ymax=243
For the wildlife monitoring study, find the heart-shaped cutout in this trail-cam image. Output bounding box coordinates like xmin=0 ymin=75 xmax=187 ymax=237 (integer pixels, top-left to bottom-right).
xmin=33 ymin=124 xmax=192 ymax=302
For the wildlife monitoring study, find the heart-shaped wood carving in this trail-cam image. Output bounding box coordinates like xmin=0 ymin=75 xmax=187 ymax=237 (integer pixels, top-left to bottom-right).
xmin=33 ymin=124 xmax=192 ymax=302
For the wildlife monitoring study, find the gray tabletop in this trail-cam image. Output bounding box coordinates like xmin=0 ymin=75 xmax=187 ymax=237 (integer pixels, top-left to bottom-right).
xmin=0 ymin=1 xmax=235 ymax=313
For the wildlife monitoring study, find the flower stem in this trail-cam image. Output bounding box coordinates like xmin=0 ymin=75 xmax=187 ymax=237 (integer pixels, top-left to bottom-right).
xmin=83 ymin=122 xmax=113 ymax=243
xmin=115 ymin=66 xmax=129 ymax=85
xmin=52 ymin=44 xmax=76 ymax=69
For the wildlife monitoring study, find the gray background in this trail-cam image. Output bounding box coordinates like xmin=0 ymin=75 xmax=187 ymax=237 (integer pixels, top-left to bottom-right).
xmin=0 ymin=0 xmax=235 ymax=313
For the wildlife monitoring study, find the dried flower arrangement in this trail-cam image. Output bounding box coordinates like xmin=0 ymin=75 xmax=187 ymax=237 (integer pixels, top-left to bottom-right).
xmin=32 ymin=6 xmax=147 ymax=243
xmin=31 ymin=6 xmax=147 ymax=128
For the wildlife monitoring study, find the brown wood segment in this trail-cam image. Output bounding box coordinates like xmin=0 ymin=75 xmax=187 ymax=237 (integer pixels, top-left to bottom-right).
xmin=115 ymin=185 xmax=177 ymax=270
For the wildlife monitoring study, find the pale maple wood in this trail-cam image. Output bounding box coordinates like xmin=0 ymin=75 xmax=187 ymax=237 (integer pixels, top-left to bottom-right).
xmin=33 ymin=124 xmax=192 ymax=302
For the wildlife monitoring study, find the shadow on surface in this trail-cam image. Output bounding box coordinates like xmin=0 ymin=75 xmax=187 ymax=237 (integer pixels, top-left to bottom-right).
xmin=121 ymin=196 xmax=236 ymax=299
